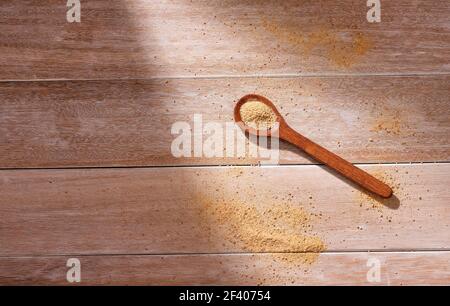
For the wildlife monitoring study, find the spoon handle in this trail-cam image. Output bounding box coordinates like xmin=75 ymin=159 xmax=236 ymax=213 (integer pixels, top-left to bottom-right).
xmin=280 ymin=126 xmax=393 ymax=198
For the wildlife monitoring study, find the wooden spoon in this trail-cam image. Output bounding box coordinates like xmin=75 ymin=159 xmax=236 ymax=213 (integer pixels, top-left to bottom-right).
xmin=234 ymin=94 xmax=393 ymax=198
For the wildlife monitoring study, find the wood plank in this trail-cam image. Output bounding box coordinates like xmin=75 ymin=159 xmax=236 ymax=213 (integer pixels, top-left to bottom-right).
xmin=0 ymin=0 xmax=449 ymax=80
xmin=0 ymin=251 xmax=449 ymax=285
xmin=1 ymin=163 xmax=449 ymax=256
xmin=1 ymin=76 xmax=449 ymax=168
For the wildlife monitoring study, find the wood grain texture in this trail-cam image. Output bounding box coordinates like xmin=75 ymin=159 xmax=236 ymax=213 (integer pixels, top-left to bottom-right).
xmin=1 ymin=0 xmax=448 ymax=287
xmin=0 ymin=0 xmax=449 ymax=80
xmin=1 ymin=76 xmax=449 ymax=168
xmin=0 ymin=251 xmax=449 ymax=285
xmin=1 ymin=163 xmax=449 ymax=256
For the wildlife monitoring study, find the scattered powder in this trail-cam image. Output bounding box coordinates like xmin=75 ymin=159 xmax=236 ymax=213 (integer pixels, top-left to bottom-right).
xmin=240 ymin=100 xmax=277 ymax=129
xmin=262 ymin=19 xmax=372 ymax=68
xmin=193 ymin=166 xmax=328 ymax=284
xmin=198 ymin=195 xmax=325 ymax=266
xmin=371 ymin=109 xmax=403 ymax=135
xmin=355 ymin=167 xmax=410 ymax=222
xmin=195 ymin=168 xmax=326 ymax=269
xmin=273 ymin=253 xmax=321 ymax=267
xmin=327 ymin=32 xmax=372 ymax=68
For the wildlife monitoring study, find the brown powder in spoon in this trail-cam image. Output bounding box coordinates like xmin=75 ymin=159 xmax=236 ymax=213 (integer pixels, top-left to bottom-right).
xmin=240 ymin=100 xmax=277 ymax=129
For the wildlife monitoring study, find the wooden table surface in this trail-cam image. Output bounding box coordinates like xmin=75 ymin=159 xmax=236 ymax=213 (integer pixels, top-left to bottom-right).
xmin=0 ymin=0 xmax=449 ymax=285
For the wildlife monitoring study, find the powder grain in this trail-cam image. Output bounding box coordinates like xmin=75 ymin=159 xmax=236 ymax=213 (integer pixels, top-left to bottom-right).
xmin=240 ymin=101 xmax=277 ymax=129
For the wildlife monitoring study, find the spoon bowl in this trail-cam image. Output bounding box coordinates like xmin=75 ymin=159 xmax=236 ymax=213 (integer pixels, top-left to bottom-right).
xmin=234 ymin=94 xmax=393 ymax=198
xmin=234 ymin=94 xmax=284 ymax=137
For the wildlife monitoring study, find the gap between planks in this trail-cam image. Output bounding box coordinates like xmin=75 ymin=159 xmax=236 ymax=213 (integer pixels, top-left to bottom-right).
xmin=1 ymin=72 xmax=450 ymax=84
xmin=1 ymin=249 xmax=450 ymax=260
xmin=1 ymin=161 xmax=449 ymax=172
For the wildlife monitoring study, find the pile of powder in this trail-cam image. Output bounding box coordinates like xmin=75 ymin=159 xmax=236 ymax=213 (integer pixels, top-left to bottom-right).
xmin=198 ymin=197 xmax=325 ymax=264
xmin=194 ymin=167 xmax=326 ymax=277
xmin=240 ymin=100 xmax=277 ymax=129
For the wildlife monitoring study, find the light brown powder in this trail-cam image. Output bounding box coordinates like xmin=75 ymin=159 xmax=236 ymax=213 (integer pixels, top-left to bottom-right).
xmin=355 ymin=167 xmax=405 ymax=221
xmin=199 ymin=197 xmax=326 ymax=263
xmin=371 ymin=109 xmax=403 ymax=136
xmin=240 ymin=100 xmax=277 ymax=129
xmin=262 ymin=19 xmax=372 ymax=68
xmin=194 ymin=167 xmax=326 ymax=275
